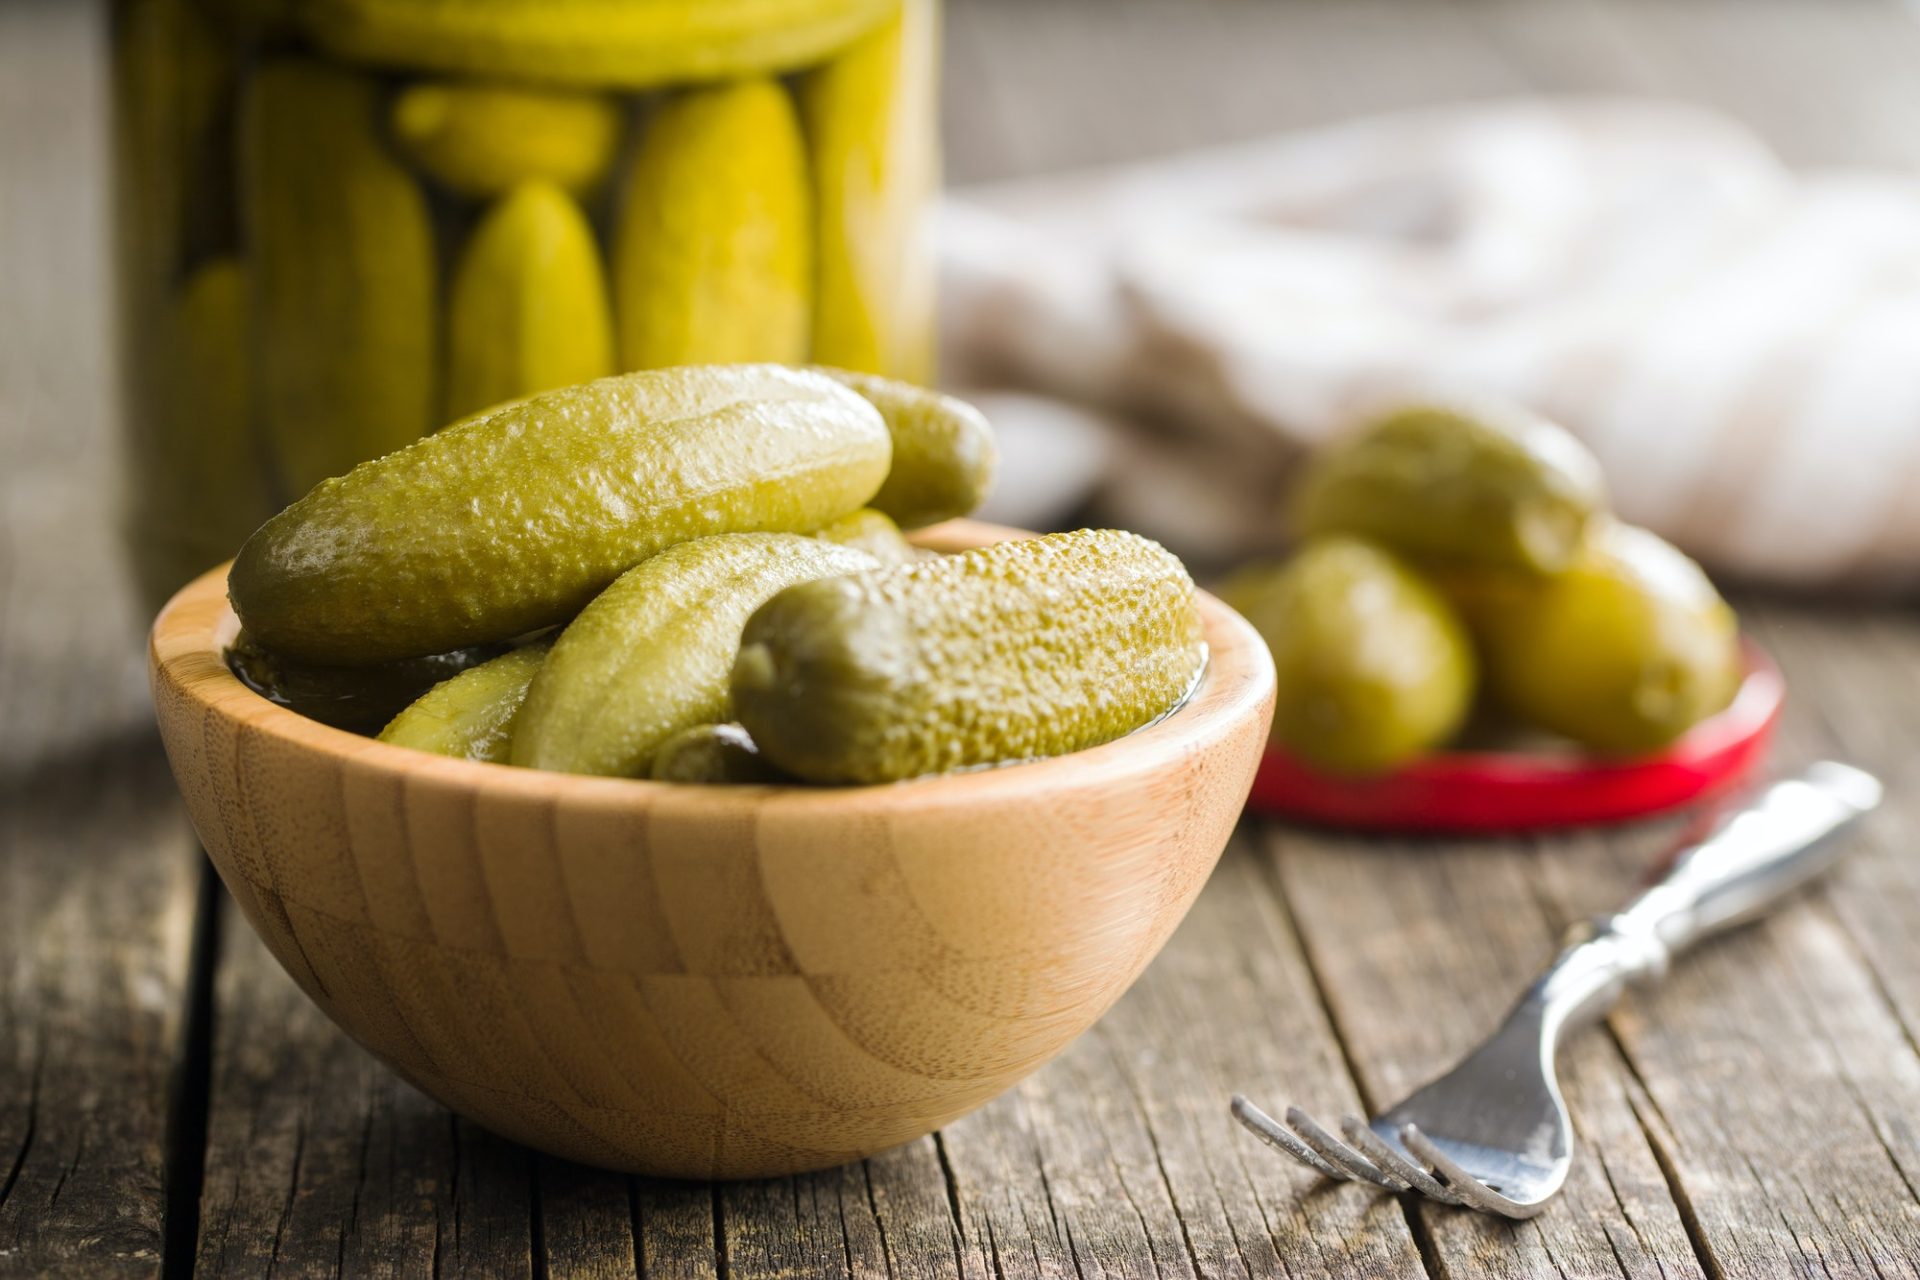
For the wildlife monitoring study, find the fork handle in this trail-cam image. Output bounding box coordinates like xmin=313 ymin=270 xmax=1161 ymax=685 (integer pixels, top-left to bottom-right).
xmin=1527 ymin=762 xmax=1881 ymax=1039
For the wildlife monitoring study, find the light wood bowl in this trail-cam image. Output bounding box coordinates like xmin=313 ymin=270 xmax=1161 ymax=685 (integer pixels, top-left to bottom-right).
xmin=148 ymin=520 xmax=1275 ymax=1179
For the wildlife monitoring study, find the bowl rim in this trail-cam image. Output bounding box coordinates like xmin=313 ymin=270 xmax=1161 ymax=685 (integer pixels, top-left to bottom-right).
xmin=149 ymin=519 xmax=1276 ymax=813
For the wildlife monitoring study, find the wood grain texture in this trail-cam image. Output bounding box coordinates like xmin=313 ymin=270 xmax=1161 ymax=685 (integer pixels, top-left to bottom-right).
xmin=9 ymin=0 xmax=1920 ymax=1273
xmin=0 ymin=3 xmax=205 ymax=1275
xmin=149 ymin=523 xmax=1274 ymax=1180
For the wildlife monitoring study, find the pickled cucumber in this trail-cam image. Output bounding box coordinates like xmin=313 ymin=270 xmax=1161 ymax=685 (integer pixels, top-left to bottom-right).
xmin=732 ymin=528 xmax=1206 ymax=784
xmin=1220 ymin=538 xmax=1475 ymax=774
xmin=243 ymin=59 xmax=437 ymax=500
xmin=1466 ymin=522 xmax=1740 ymax=754
xmin=378 ymin=641 xmax=551 ymax=762
xmin=131 ymin=258 xmax=275 ymax=608
xmin=814 ymin=507 xmax=919 ymax=566
xmin=112 ymin=0 xmax=231 ymax=309
xmin=446 ymin=182 xmax=615 ymax=420
xmin=649 ymin=723 xmax=783 ymax=784
xmin=228 ymin=631 xmax=506 ymax=734
xmin=229 ymin=366 xmax=891 ymax=665
xmin=614 ymin=78 xmax=811 ymax=368
xmin=1295 ymin=402 xmax=1607 ymax=574
xmin=800 ymin=0 xmax=940 ymax=381
xmin=284 ymin=0 xmax=898 ymax=90
xmin=513 ymin=535 xmax=877 ymax=777
xmin=814 ymin=369 xmax=995 ymax=528
xmin=390 ymin=82 xmax=624 ymax=199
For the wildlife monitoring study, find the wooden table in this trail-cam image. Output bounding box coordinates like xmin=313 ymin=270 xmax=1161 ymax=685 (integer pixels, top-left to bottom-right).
xmin=6 ymin=1 xmax=1920 ymax=1275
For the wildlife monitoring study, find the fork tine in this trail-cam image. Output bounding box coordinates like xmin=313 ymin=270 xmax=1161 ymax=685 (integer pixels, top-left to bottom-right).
xmin=1340 ymin=1117 xmax=1465 ymax=1205
xmin=1229 ymin=1096 xmax=1348 ymax=1181
xmin=1399 ymin=1125 xmax=1549 ymax=1220
xmin=1284 ymin=1107 xmax=1409 ymax=1191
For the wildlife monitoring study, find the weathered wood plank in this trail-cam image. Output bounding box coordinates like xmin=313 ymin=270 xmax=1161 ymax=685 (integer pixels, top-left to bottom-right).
xmin=0 ymin=2 xmax=205 ymax=1275
xmin=194 ymin=891 xmax=541 ymax=1278
xmin=1261 ymin=829 xmax=1707 ymax=1279
xmin=935 ymin=840 xmax=1427 ymax=1280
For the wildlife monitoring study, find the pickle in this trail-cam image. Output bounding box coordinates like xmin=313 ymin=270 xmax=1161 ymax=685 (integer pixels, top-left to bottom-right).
xmin=131 ymin=258 xmax=276 ymax=608
xmin=115 ymin=0 xmax=240 ymax=606
xmin=1465 ymin=522 xmax=1740 ymax=754
xmin=1294 ymin=402 xmax=1607 ymax=575
xmin=614 ymin=78 xmax=811 ymax=369
xmin=229 ymin=365 xmax=891 ymax=665
xmin=1220 ymin=538 xmax=1475 ymax=774
xmin=814 ymin=369 xmax=996 ymax=528
xmin=814 ymin=507 xmax=920 ymax=566
xmin=799 ymin=0 xmax=940 ymax=381
xmin=243 ymin=59 xmax=437 ymax=500
xmin=513 ymin=535 xmax=877 ymax=777
xmin=390 ymin=82 xmax=624 ymax=199
xmin=378 ymin=641 xmax=551 ymax=762
xmin=649 ymin=723 xmax=784 ymax=785
xmin=446 ymin=182 xmax=615 ymax=420
xmin=732 ymin=528 xmax=1206 ymax=784
xmin=228 ymin=631 xmax=507 ymax=734
xmin=284 ymin=0 xmax=898 ymax=90
xmin=112 ymin=0 xmax=231 ymax=312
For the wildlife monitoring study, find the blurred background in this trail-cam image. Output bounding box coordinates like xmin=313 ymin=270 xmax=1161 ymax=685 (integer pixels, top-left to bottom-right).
xmin=3 ymin=0 xmax=1919 ymax=760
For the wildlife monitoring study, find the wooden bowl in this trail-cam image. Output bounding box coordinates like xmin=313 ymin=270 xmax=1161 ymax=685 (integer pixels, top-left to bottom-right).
xmin=148 ymin=520 xmax=1275 ymax=1179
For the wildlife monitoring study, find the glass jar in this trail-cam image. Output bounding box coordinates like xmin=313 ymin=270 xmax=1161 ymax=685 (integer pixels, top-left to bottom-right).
xmin=113 ymin=0 xmax=940 ymax=610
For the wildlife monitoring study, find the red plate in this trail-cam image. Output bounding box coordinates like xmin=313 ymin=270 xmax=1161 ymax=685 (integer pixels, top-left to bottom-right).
xmin=1246 ymin=642 xmax=1784 ymax=834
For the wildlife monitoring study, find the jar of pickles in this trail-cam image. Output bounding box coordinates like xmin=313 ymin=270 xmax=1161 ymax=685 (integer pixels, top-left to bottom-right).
xmin=113 ymin=0 xmax=940 ymax=609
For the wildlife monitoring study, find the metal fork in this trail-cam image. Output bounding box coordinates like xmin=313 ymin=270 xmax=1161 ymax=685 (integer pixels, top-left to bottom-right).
xmin=1233 ymin=761 xmax=1883 ymax=1218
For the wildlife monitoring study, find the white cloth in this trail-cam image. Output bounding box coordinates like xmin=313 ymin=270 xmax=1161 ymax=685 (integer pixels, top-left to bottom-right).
xmin=940 ymin=98 xmax=1920 ymax=589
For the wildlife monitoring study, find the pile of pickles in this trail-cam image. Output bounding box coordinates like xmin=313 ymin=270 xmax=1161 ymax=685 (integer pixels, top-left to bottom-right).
xmin=1223 ymin=404 xmax=1742 ymax=774
xmin=227 ymin=365 xmax=1209 ymax=786
xmin=115 ymin=0 xmax=938 ymax=608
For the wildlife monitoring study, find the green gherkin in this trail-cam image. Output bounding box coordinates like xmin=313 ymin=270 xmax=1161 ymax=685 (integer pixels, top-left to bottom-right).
xmin=379 ymin=642 xmax=552 ymax=762
xmin=1460 ymin=521 xmax=1740 ymax=754
xmin=271 ymin=0 xmax=898 ymax=90
xmin=813 ymin=507 xmax=920 ymax=566
xmin=733 ymin=528 xmax=1206 ymax=784
xmin=799 ymin=0 xmax=941 ymax=382
xmin=242 ymin=59 xmax=437 ymax=500
xmin=649 ymin=723 xmax=784 ymax=785
xmin=229 ymin=365 xmax=892 ymax=666
xmin=1294 ymin=402 xmax=1606 ymax=575
xmin=614 ymin=78 xmax=812 ymax=368
xmin=1220 ymin=537 xmax=1475 ymax=774
xmin=445 ymin=181 xmax=615 ymax=420
xmin=513 ymin=534 xmax=877 ymax=778
xmin=390 ymin=82 xmax=624 ymax=199
xmin=812 ymin=368 xmax=996 ymax=529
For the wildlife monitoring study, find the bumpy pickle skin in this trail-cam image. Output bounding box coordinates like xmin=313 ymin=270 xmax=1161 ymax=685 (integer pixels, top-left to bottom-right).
xmin=277 ymin=0 xmax=898 ymax=91
xmin=731 ymin=528 xmax=1207 ymax=784
xmin=614 ymin=78 xmax=812 ymax=368
xmin=446 ymin=182 xmax=615 ymax=420
xmin=813 ymin=369 xmax=996 ymax=528
xmin=1294 ymin=402 xmax=1607 ymax=575
xmin=799 ymin=0 xmax=940 ymax=381
xmin=513 ymin=535 xmax=877 ymax=777
xmin=243 ymin=59 xmax=437 ymax=500
xmin=649 ymin=723 xmax=785 ymax=785
xmin=390 ymin=82 xmax=624 ymax=199
xmin=228 ymin=365 xmax=892 ymax=666
xmin=813 ymin=507 xmax=920 ymax=566
xmin=227 ymin=631 xmax=507 ymax=735
xmin=1219 ymin=537 xmax=1476 ymax=775
xmin=378 ymin=642 xmax=551 ymax=762
xmin=1463 ymin=522 xmax=1741 ymax=755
